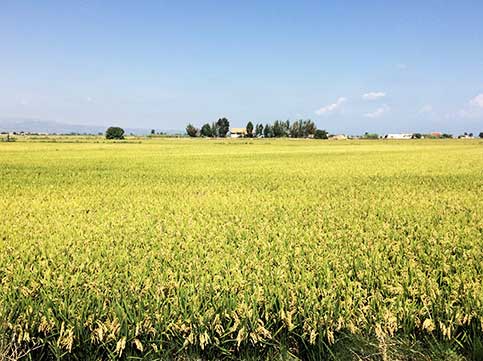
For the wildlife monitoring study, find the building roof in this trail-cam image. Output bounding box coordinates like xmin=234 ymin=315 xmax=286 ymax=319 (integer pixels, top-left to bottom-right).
xmin=231 ymin=128 xmax=246 ymax=133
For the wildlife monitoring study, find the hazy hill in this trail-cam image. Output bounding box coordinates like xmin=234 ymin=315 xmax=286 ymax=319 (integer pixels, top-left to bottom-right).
xmin=0 ymin=118 xmax=183 ymax=135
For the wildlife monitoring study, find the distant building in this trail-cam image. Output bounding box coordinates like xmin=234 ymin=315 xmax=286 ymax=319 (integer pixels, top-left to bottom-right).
xmin=230 ymin=128 xmax=247 ymax=138
xmin=330 ymin=134 xmax=348 ymax=140
xmin=384 ymin=133 xmax=413 ymax=139
xmin=431 ymin=132 xmax=442 ymax=138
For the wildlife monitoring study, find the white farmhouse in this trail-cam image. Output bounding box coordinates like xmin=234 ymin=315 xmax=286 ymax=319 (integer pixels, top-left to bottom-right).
xmin=230 ymin=128 xmax=247 ymax=138
xmin=330 ymin=134 xmax=348 ymax=140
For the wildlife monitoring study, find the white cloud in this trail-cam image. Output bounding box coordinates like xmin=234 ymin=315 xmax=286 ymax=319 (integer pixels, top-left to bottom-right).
xmin=362 ymin=92 xmax=386 ymax=100
xmin=315 ymin=97 xmax=346 ymax=115
xmin=470 ymin=93 xmax=483 ymax=108
xmin=364 ymin=105 xmax=390 ymax=118
xmin=453 ymin=93 xmax=483 ymax=119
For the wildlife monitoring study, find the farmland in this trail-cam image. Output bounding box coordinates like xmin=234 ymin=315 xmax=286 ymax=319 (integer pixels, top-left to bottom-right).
xmin=0 ymin=137 xmax=482 ymax=360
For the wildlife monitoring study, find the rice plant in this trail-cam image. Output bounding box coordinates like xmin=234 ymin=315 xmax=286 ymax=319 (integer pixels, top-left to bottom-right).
xmin=0 ymin=138 xmax=482 ymax=359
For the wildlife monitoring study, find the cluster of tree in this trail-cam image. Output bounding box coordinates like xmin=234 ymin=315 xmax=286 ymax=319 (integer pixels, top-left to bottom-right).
xmin=186 ymin=118 xmax=230 ymax=138
xmin=186 ymin=118 xmax=327 ymax=139
xmin=420 ymin=132 xmax=483 ymax=139
xmin=252 ymin=119 xmax=320 ymax=138
xmin=289 ymin=119 xmax=317 ymax=138
xmin=259 ymin=120 xmax=290 ymax=138
xmin=456 ymin=132 xmax=474 ymax=138
xmin=362 ymin=132 xmax=379 ymax=139
xmin=149 ymin=129 xmax=168 ymax=136
xmin=314 ymin=129 xmax=329 ymax=139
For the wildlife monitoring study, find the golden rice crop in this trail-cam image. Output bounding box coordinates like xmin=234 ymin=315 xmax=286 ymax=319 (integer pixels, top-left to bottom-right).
xmin=0 ymin=138 xmax=482 ymax=359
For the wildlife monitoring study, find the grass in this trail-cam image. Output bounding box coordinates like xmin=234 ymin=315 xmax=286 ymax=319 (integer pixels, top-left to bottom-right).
xmin=1 ymin=137 xmax=482 ymax=360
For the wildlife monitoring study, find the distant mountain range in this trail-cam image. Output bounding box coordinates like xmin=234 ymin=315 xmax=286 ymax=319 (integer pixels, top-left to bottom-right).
xmin=0 ymin=118 xmax=184 ymax=135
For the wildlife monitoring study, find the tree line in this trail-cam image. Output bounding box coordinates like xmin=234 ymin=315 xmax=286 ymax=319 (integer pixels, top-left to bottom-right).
xmin=104 ymin=125 xmax=483 ymax=140
xmin=185 ymin=118 xmax=329 ymax=139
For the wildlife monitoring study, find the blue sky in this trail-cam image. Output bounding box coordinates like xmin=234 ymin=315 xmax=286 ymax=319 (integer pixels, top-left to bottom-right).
xmin=1 ymin=0 xmax=483 ymax=134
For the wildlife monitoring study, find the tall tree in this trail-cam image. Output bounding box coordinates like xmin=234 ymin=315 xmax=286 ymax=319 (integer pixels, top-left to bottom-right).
xmin=289 ymin=120 xmax=301 ymax=138
xmin=216 ymin=118 xmax=230 ymax=137
xmin=200 ymin=123 xmax=213 ymax=137
xmin=246 ymin=121 xmax=254 ymax=138
xmin=272 ymin=121 xmax=282 ymax=137
xmin=211 ymin=122 xmax=218 ymax=137
xmin=185 ymin=124 xmax=199 ymax=137
xmin=304 ymin=119 xmax=316 ymax=137
xmin=284 ymin=120 xmax=290 ymax=135
xmin=263 ymin=124 xmax=272 ymax=138
xmin=272 ymin=120 xmax=289 ymax=137
xmin=255 ymin=123 xmax=264 ymax=137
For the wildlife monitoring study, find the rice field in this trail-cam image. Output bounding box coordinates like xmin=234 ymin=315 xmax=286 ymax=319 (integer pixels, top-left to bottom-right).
xmin=1 ymin=137 xmax=482 ymax=360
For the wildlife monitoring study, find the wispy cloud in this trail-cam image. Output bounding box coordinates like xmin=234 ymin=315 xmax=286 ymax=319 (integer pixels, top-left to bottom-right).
xmin=364 ymin=105 xmax=390 ymax=118
xmin=362 ymin=92 xmax=386 ymax=100
xmin=397 ymin=63 xmax=408 ymax=70
xmin=470 ymin=93 xmax=483 ymax=108
xmin=315 ymin=97 xmax=346 ymax=115
xmin=454 ymin=93 xmax=483 ymax=118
